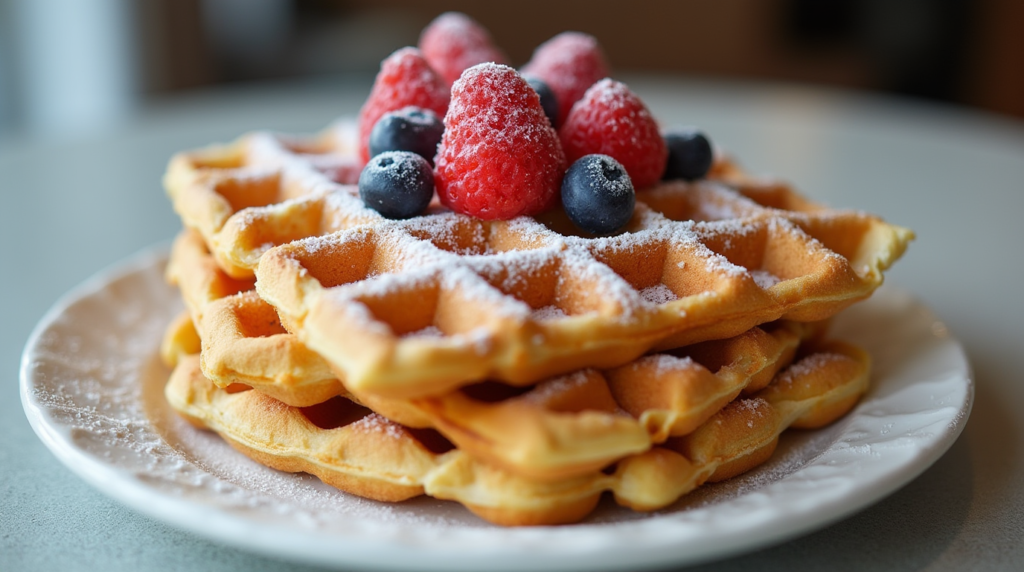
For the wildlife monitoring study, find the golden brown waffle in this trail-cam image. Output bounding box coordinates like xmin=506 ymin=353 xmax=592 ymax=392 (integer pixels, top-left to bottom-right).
xmin=251 ymin=175 xmax=908 ymax=399
xmin=165 ymin=230 xmax=254 ymax=323
xmin=164 ymin=232 xmax=834 ymax=481
xmin=170 ymin=294 xmax=822 ymax=481
xmin=164 ymin=121 xmax=364 ymax=279
xmin=165 ymin=339 xmax=870 ymax=526
xmin=165 ymin=229 xmax=340 ymax=407
xmin=165 ymin=122 xmax=908 ymax=400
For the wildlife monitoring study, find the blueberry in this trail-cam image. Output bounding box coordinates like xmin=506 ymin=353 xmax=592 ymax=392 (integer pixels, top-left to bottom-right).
xmin=561 ymin=154 xmax=635 ymax=235
xmin=524 ymin=75 xmax=559 ymax=127
xmin=358 ymin=151 xmax=434 ymax=219
xmin=368 ymin=106 xmax=444 ymax=165
xmin=663 ymin=129 xmax=713 ymax=181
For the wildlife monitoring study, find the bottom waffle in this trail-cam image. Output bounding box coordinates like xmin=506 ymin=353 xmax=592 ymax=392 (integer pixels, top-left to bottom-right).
xmin=165 ymin=338 xmax=869 ymax=526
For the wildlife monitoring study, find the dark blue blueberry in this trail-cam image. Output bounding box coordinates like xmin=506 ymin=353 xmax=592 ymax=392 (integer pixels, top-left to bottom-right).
xmin=663 ymin=129 xmax=713 ymax=181
xmin=561 ymin=154 xmax=635 ymax=235
xmin=523 ymin=75 xmax=559 ymax=127
xmin=358 ymin=151 xmax=434 ymax=219
xmin=368 ymin=106 xmax=445 ymax=165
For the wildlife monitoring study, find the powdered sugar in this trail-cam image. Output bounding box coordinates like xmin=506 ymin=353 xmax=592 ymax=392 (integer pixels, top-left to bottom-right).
xmin=640 ymin=284 xmax=678 ymax=305
xmin=350 ymin=413 xmax=408 ymax=440
xmin=776 ymin=353 xmax=850 ymax=388
xmin=750 ymin=269 xmax=782 ymax=289
xmin=403 ymin=325 xmax=444 ymax=338
xmin=642 ymin=353 xmax=697 ymax=376
xmin=531 ymin=305 xmax=566 ymax=320
xmin=522 ymin=370 xmax=592 ymax=404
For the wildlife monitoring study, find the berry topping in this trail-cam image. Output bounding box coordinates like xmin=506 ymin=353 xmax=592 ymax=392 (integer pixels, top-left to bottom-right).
xmin=434 ymin=63 xmax=566 ymax=220
xmin=419 ymin=12 xmax=508 ymax=87
xmin=663 ymin=129 xmax=714 ymax=181
xmin=368 ymin=106 xmax=445 ymax=165
xmin=561 ymin=154 xmax=635 ymax=235
xmin=358 ymin=151 xmax=435 ymax=219
xmin=520 ymin=32 xmax=609 ymax=127
xmin=357 ymin=47 xmax=449 ymax=164
xmin=559 ymin=79 xmax=667 ymax=190
xmin=523 ymin=75 xmax=559 ymax=127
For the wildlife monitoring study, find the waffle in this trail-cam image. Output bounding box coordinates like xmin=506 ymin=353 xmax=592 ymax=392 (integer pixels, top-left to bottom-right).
xmin=167 ymin=296 xmax=822 ymax=481
xmin=165 ymin=229 xmax=833 ymax=480
xmin=166 ymin=123 xmax=909 ymax=401
xmin=252 ymin=175 xmax=907 ymax=399
xmin=165 ymin=338 xmax=870 ymax=526
xmin=164 ymin=121 xmax=364 ymax=279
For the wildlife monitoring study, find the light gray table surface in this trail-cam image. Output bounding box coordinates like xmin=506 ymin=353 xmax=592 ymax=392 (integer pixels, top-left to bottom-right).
xmin=2 ymin=75 xmax=1022 ymax=571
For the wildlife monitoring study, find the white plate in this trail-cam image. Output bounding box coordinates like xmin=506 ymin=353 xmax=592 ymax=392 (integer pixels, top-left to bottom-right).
xmin=21 ymin=246 xmax=973 ymax=571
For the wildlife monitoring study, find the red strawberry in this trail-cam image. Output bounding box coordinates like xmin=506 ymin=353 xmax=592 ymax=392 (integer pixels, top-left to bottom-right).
xmin=560 ymin=79 xmax=667 ymax=189
xmin=520 ymin=32 xmax=609 ymax=127
xmin=419 ymin=12 xmax=508 ymax=87
xmin=357 ymin=47 xmax=449 ymax=163
xmin=435 ymin=64 xmax=566 ymax=220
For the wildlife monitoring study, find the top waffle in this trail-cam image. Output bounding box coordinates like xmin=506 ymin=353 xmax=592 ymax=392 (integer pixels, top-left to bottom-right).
xmin=165 ymin=122 xmax=910 ymax=399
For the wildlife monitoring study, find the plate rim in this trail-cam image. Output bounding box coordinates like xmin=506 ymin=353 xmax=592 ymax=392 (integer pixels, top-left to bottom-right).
xmin=20 ymin=245 xmax=975 ymax=571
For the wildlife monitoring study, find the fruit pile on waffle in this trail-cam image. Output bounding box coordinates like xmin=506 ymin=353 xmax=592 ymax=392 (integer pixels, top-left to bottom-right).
xmin=160 ymin=13 xmax=912 ymax=525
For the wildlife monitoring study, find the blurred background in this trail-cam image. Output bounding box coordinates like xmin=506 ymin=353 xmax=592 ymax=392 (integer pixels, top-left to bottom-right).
xmin=0 ymin=0 xmax=1021 ymax=141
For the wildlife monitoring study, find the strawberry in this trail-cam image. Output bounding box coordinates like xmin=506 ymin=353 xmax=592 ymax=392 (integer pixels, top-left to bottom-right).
xmin=357 ymin=47 xmax=449 ymax=164
xmin=435 ymin=64 xmax=566 ymax=220
xmin=559 ymin=79 xmax=667 ymax=189
xmin=419 ymin=12 xmax=508 ymax=87
xmin=520 ymin=32 xmax=610 ymax=127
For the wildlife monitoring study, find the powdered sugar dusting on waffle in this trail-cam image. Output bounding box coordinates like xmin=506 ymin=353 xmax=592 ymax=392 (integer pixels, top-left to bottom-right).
xmin=640 ymin=284 xmax=678 ymax=305
xmin=440 ymin=266 xmax=532 ymax=320
xmin=750 ymin=270 xmax=782 ymax=289
xmin=561 ymin=249 xmax=642 ymax=317
xmin=523 ymin=370 xmax=593 ymax=404
xmin=350 ymin=413 xmax=408 ymax=440
xmin=403 ymin=325 xmax=444 ymax=339
xmin=530 ymin=305 xmax=566 ymax=320
xmin=644 ymin=353 xmax=697 ymax=376
xmin=776 ymin=353 xmax=850 ymax=389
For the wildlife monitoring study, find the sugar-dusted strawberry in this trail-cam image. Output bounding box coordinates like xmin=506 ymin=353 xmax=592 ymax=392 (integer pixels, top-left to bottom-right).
xmin=419 ymin=12 xmax=508 ymax=87
xmin=357 ymin=47 xmax=449 ymax=163
xmin=559 ymin=79 xmax=667 ymax=189
xmin=520 ymin=32 xmax=609 ymax=127
xmin=435 ymin=63 xmax=566 ymax=220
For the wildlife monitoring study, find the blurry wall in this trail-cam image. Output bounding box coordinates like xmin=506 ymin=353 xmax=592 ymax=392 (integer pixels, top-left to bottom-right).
xmin=1 ymin=0 xmax=1022 ymax=140
xmin=1 ymin=0 xmax=137 ymax=138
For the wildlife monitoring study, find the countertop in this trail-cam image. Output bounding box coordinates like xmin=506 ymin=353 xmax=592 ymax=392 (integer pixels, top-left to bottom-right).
xmin=3 ymin=75 xmax=1022 ymax=570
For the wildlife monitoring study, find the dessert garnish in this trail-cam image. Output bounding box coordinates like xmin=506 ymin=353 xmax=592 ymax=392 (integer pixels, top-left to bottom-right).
xmin=521 ymin=31 xmax=610 ymax=127
xmin=559 ymin=78 xmax=668 ymax=190
xmin=663 ymin=129 xmax=714 ymax=181
xmin=367 ymin=106 xmax=444 ymax=165
xmin=561 ymin=154 xmax=635 ymax=235
xmin=357 ymin=150 xmax=434 ymax=219
xmin=434 ymin=63 xmax=566 ymax=219
xmin=419 ymin=12 xmax=509 ymax=87
xmin=357 ymin=47 xmax=448 ymax=163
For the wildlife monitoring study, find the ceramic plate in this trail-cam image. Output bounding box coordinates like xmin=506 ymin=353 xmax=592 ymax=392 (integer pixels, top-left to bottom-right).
xmin=21 ymin=247 xmax=973 ymax=571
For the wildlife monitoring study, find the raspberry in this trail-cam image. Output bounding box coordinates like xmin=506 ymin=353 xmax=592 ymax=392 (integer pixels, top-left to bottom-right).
xmin=520 ymin=32 xmax=609 ymax=127
xmin=559 ymin=79 xmax=667 ymax=189
xmin=357 ymin=47 xmax=449 ymax=163
xmin=435 ymin=63 xmax=566 ymax=220
xmin=419 ymin=12 xmax=508 ymax=87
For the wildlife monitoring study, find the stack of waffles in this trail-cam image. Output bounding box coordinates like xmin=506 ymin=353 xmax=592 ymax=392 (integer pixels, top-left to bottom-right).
xmin=160 ymin=120 xmax=911 ymax=525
